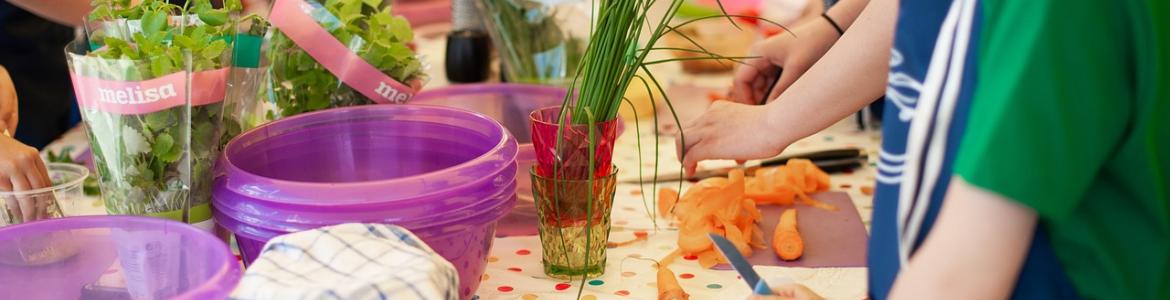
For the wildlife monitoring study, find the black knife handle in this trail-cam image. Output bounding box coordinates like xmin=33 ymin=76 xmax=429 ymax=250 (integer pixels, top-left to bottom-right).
xmin=761 ymin=148 xmax=864 ymax=167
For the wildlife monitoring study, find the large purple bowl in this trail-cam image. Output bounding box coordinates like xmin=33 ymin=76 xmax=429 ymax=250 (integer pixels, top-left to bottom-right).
xmin=0 ymin=216 xmax=240 ymax=300
xmin=212 ymin=104 xmax=517 ymax=300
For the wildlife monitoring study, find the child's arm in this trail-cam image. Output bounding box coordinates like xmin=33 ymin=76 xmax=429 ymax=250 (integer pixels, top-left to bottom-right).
xmin=0 ymin=65 xmax=53 ymax=221
xmin=728 ymin=0 xmax=872 ymax=104
xmin=678 ymin=0 xmax=897 ymax=174
xmin=888 ymin=178 xmax=1037 ymax=299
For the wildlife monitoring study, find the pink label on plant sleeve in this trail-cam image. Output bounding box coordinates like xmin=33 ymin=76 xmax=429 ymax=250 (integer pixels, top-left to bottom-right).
xmin=269 ymin=0 xmax=417 ymax=104
xmin=71 ymin=68 xmax=229 ymax=115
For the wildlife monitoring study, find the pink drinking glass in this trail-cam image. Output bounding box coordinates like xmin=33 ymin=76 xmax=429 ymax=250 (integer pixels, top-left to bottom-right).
xmin=529 ymin=106 xmax=619 ymax=180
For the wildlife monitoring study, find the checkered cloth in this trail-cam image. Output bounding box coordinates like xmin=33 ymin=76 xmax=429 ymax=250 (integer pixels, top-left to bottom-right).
xmin=231 ymin=223 xmax=459 ymax=300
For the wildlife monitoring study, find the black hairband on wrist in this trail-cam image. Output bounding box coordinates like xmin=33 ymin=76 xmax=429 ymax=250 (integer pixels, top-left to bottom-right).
xmin=822 ymin=12 xmax=845 ymax=36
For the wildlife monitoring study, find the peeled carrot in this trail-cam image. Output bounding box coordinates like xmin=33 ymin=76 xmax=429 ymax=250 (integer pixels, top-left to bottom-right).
xmin=659 ymin=187 xmax=679 ymax=217
xmin=658 ymin=264 xmax=690 ymax=300
xmin=696 ymin=249 xmax=721 ymax=269
xmin=773 ymin=209 xmax=804 ymax=261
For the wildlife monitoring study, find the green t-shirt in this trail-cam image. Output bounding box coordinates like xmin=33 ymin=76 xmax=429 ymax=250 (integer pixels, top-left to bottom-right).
xmin=954 ymin=0 xmax=1170 ymax=298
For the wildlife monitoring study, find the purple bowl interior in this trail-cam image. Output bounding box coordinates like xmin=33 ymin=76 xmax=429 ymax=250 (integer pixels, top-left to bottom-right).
xmin=0 ymin=216 xmax=239 ymax=300
xmin=217 ymin=105 xmax=517 ymax=206
xmin=230 ymin=115 xmax=500 ymax=183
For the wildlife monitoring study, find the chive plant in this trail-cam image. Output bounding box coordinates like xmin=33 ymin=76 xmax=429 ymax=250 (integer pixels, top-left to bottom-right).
xmin=546 ymin=0 xmax=785 ymax=296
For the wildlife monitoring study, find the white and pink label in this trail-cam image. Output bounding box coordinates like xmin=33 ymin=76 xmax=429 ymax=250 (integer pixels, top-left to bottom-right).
xmin=269 ymin=0 xmax=417 ymax=104
xmin=71 ymin=68 xmax=229 ymax=115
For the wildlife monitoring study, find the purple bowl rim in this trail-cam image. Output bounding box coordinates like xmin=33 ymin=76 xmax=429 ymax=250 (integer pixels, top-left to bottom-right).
xmin=0 ymin=215 xmax=240 ymax=299
xmin=220 ymin=104 xmax=517 ymax=192
xmin=214 ymin=177 xmax=518 ymax=228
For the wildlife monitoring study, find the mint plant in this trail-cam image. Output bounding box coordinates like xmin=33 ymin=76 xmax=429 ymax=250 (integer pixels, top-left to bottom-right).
xmin=263 ymin=0 xmax=425 ymax=119
xmin=69 ymin=0 xmax=240 ymax=222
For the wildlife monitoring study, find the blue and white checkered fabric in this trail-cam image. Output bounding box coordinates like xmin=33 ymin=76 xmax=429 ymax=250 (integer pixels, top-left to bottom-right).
xmin=231 ymin=223 xmax=459 ymax=300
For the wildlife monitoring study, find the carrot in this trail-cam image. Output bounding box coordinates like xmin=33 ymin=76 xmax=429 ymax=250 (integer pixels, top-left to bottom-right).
xmin=795 ymin=189 xmax=838 ymax=211
xmin=659 ymin=187 xmax=679 ymax=217
xmin=607 ymin=233 xmax=648 ymax=248
xmin=773 ymin=209 xmax=804 ymax=261
xmin=697 ymin=249 xmax=721 ymax=269
xmin=657 ymin=264 xmax=690 ymax=300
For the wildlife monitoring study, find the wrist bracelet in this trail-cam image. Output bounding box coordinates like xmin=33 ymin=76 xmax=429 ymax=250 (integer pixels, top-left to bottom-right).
xmin=822 ymin=12 xmax=845 ymax=36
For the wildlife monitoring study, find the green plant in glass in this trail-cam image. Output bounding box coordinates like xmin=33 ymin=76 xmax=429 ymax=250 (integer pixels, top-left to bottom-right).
xmin=69 ymin=0 xmax=240 ymax=224
xmin=527 ymin=0 xmax=784 ymax=294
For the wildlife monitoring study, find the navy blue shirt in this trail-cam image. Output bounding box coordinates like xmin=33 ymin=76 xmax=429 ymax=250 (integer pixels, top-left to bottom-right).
xmin=867 ymin=0 xmax=1078 ymax=298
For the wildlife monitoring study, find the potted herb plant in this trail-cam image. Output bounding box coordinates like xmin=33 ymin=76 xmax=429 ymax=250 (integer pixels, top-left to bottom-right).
xmin=67 ymin=0 xmax=240 ymax=228
xmin=222 ymin=0 xmax=427 ymax=137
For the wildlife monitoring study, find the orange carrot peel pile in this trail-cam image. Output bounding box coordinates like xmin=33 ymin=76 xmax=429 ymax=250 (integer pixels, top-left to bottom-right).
xmin=658 ymin=159 xmax=834 ymax=266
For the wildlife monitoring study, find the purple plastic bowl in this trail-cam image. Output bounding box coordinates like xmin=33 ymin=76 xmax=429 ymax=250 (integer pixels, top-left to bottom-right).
xmin=213 ymin=104 xmax=518 ymax=224
xmin=0 ymin=216 xmax=239 ymax=300
xmin=213 ymin=104 xmax=518 ymax=299
xmin=410 ymin=84 xmax=625 ymax=208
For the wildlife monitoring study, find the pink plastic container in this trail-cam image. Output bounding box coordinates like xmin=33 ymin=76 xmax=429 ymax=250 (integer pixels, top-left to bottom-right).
xmin=0 ymin=216 xmax=240 ymax=300
xmin=213 ymin=105 xmax=517 ymax=299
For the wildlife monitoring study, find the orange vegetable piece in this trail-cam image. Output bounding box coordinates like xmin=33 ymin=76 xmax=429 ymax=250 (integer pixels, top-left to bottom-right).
xmin=659 ymin=187 xmax=679 ymax=217
xmin=657 ymin=264 xmax=690 ymax=300
xmin=860 ymin=185 xmax=875 ymax=196
xmin=678 ymin=219 xmax=714 ymax=254
xmin=718 ymin=217 xmax=752 ymax=257
xmin=697 ymin=249 xmax=721 ymax=269
xmin=773 ymin=209 xmax=804 ymax=261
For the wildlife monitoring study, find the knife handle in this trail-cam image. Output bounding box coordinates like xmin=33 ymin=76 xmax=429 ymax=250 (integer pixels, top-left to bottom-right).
xmin=760 ymin=148 xmax=864 ymax=168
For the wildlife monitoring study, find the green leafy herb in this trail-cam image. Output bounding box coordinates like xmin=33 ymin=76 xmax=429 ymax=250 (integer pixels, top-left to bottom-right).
xmin=74 ymin=0 xmax=240 ymax=220
xmin=264 ymin=0 xmax=424 ymax=118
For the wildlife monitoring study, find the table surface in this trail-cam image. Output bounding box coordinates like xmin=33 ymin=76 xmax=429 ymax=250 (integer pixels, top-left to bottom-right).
xmin=45 ymin=23 xmax=881 ymax=300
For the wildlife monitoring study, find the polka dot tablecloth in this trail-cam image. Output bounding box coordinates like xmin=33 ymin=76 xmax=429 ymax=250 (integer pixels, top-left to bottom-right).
xmin=43 ymin=23 xmax=883 ymax=300
xmin=476 ymin=121 xmax=879 ymax=300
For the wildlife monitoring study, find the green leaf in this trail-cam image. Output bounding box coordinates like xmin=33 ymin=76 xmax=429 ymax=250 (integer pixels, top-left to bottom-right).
xmin=173 ymin=34 xmax=197 ymax=49
xmin=158 ymin=140 xmax=183 ymax=163
xmin=120 ymin=125 xmax=149 ymax=155
xmin=197 ymin=10 xmax=228 ymax=26
xmin=202 ymin=40 xmax=227 ymax=59
xmin=145 ymin=110 xmax=174 ymax=131
xmin=140 ymin=10 xmax=168 ymax=36
xmin=152 ymin=133 xmax=175 ymax=155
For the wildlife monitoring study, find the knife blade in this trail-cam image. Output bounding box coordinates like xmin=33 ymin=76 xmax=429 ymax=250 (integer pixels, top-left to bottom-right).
xmin=709 ymin=233 xmax=773 ymax=295
xmin=623 ymin=148 xmax=867 ymax=183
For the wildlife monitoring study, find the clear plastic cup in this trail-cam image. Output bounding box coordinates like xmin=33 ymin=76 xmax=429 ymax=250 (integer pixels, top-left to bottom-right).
xmin=0 ymin=163 xmax=89 ymax=226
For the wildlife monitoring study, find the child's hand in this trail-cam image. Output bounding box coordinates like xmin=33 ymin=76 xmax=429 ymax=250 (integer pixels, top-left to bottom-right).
xmin=0 ymin=130 xmax=53 ymax=222
xmin=729 ymin=18 xmax=840 ymax=105
xmin=748 ymin=283 xmax=824 ymax=300
xmin=676 ymin=101 xmax=789 ymax=175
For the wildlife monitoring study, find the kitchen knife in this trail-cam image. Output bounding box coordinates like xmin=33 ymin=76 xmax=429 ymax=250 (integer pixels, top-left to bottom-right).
xmin=709 ymin=233 xmax=773 ymax=295
xmin=624 ymin=148 xmax=867 ymax=183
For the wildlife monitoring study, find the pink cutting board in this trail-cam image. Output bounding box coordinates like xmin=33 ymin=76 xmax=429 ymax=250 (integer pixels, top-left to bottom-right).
xmin=714 ymin=191 xmax=868 ymax=269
